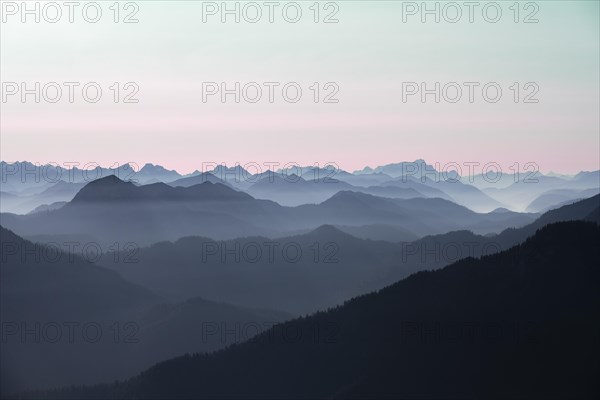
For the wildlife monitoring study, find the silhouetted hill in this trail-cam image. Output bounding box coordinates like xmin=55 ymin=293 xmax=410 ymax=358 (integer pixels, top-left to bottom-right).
xmin=69 ymin=175 xmax=139 ymax=202
xmin=1 ymin=176 xmax=271 ymax=246
xmin=0 ymin=180 xmax=84 ymax=214
xmin=28 ymin=221 xmax=599 ymax=399
xmin=0 ymin=226 xmax=160 ymax=321
xmin=129 ymin=297 xmax=292 ymax=368
xmin=27 ymin=201 xmax=67 ymax=214
xmin=334 ymin=224 xmax=419 ymax=242
xmin=168 ymin=173 xmax=229 ymax=188
xmin=297 ymin=191 xmax=534 ymax=235
xmin=0 ymin=225 xmax=161 ymax=394
xmin=418 ymin=176 xmax=506 ymax=212
xmin=247 ymin=173 xmax=430 ymax=207
xmin=483 ymin=172 xmax=599 ymax=211
xmin=1 ymin=179 xmax=537 ymax=245
xmin=572 ymin=170 xmax=600 ymax=186
xmin=367 ymin=159 xmax=434 ymax=177
xmin=135 ymin=163 xmax=182 ymax=184
xmin=71 ymin=176 xmax=251 ymax=203
xmin=532 ymin=194 xmax=600 ymax=227
xmin=495 ymin=194 xmax=600 ymax=248
xmin=246 ymin=174 xmax=355 ymax=206
xmin=380 ymin=175 xmax=453 ymax=200
xmin=3 ymin=161 xmax=597 ymax=213
xmin=326 ymin=171 xmax=393 ymax=187
xmin=0 ymin=227 xmax=291 ymax=395
xmin=82 ymin=197 xmax=595 ymax=316
xmin=320 ymin=190 xmax=410 ymax=214
xmin=525 ymin=188 xmax=599 ymax=212
xmin=99 ymin=225 xmax=401 ymax=314
xmin=38 ymin=180 xmax=85 ymax=196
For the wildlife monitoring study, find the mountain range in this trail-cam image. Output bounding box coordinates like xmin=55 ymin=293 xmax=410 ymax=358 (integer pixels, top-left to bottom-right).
xmin=0 ymin=226 xmax=290 ymax=394
xmin=1 ymin=159 xmax=598 ymax=398
xmin=2 ymin=160 xmax=598 ymax=214
xmin=16 ymin=220 xmax=599 ymax=399
xmin=1 ymin=175 xmax=541 ymax=247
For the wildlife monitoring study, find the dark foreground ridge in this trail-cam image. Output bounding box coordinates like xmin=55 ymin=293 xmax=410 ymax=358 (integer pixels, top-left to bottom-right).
xmin=18 ymin=220 xmax=600 ymax=399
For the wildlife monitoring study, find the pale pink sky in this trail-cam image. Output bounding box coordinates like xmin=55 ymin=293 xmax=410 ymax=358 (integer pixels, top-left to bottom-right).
xmin=1 ymin=1 xmax=598 ymax=175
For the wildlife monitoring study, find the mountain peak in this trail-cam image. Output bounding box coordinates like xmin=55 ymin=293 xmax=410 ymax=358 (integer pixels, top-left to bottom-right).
xmin=301 ymin=224 xmax=358 ymax=242
xmin=310 ymin=224 xmax=346 ymax=236
xmin=86 ymin=175 xmax=129 ymax=186
xmin=141 ymin=163 xmax=168 ymax=171
xmin=325 ymin=190 xmax=376 ymax=203
xmin=70 ymin=175 xmax=252 ymax=204
xmin=70 ymin=176 xmax=139 ymax=203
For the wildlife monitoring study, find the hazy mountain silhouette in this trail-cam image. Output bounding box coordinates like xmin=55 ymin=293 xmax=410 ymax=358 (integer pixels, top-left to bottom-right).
xmin=348 ymin=161 xmax=600 ymax=213
xmin=498 ymin=194 xmax=600 ymax=245
xmin=460 ymin=172 xmax=523 ymax=190
xmin=333 ymin=224 xmax=419 ymax=242
xmin=437 ymin=194 xmax=600 ymax=261
xmin=168 ymin=172 xmax=230 ymax=188
xmin=0 ymin=176 xmax=271 ymax=246
xmin=27 ymin=220 xmax=599 ymax=399
xmin=293 ymin=191 xmax=534 ymax=236
xmin=128 ymin=297 xmax=292 ymax=371
xmin=0 ymin=226 xmax=160 ymax=320
xmin=314 ymin=169 xmax=394 ymax=187
xmin=359 ymin=185 xmax=424 ymax=199
xmin=92 ymin=195 xmax=598 ymax=317
xmin=484 ymin=172 xmax=600 ymax=211
xmin=0 ymin=225 xmax=161 ymax=393
xmin=71 ymin=176 xmax=252 ymax=203
xmin=247 ymin=174 xmax=429 ymax=206
xmin=4 ymin=161 xmax=597 ymax=214
xmin=210 ymin=165 xmax=251 ymax=181
xmin=134 ymin=163 xmax=182 ymax=184
xmin=3 ymin=160 xmax=597 ymax=204
xmin=415 ymin=176 xmax=506 ymax=212
xmin=379 ymin=175 xmax=454 ymax=200
xmin=525 ymin=187 xmax=600 ymax=212
xmin=358 ymin=159 xmax=435 ymax=178
xmin=246 ymin=174 xmax=355 ymax=206
xmin=3 ymin=160 xmax=599 ymax=398
xmin=0 ymin=161 xmax=137 ymax=191
xmin=99 ymin=225 xmax=402 ymax=314
xmin=0 ymin=227 xmax=290 ymax=395
xmin=27 ymin=201 xmax=67 ymax=214
xmin=0 ymin=180 xmax=84 ymax=214
xmin=2 ymin=181 xmax=592 ymax=255
xmin=1 ymin=176 xmax=538 ymax=246
xmin=572 ymin=170 xmax=600 ymax=186
xmin=353 ymin=160 xmax=507 ymax=212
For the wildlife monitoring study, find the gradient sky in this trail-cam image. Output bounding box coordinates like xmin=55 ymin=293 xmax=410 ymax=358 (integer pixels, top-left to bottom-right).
xmin=1 ymin=0 xmax=599 ymax=174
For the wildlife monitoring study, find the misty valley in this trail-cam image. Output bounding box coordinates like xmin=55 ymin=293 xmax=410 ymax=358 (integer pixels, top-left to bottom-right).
xmin=0 ymin=160 xmax=599 ymax=399
xmin=1 ymin=2 xmax=599 ymax=397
